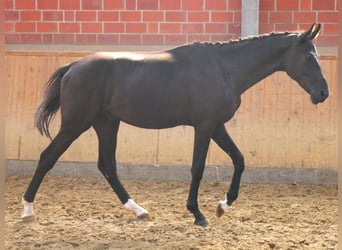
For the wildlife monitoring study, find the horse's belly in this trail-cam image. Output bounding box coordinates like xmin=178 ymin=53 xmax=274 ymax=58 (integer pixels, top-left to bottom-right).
xmin=106 ymin=99 xmax=191 ymax=129
xmin=119 ymin=111 xmax=190 ymax=129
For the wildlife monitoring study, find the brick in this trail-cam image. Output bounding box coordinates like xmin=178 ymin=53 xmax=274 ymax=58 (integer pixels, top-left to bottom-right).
xmin=259 ymin=12 xmax=269 ymax=24
xmin=300 ymin=0 xmax=311 ymax=10
xmin=188 ymin=34 xmax=209 ymax=43
xmin=182 ymin=23 xmax=204 ymax=34
xmin=76 ymin=11 xmax=97 ymax=21
xmin=15 ymin=22 xmax=35 ymax=32
xmin=5 ymin=10 xmax=19 ymax=20
xmin=119 ymin=34 xmax=142 ymax=45
xmin=182 ymin=0 xmax=204 ymax=10
xmin=5 ymin=34 xmax=21 ymax=43
xmin=104 ymin=23 xmax=124 ymax=33
xmin=21 ymin=34 xmax=42 ymax=43
xmin=312 ymin=0 xmax=335 ymax=10
xmin=205 ymin=0 xmax=226 ymax=10
xmin=228 ymin=23 xmax=241 ymax=35
xmin=76 ymin=34 xmax=97 ymax=44
xmin=323 ymin=23 xmax=338 ymax=35
xmin=275 ymin=23 xmax=299 ymax=32
xmin=211 ymin=12 xmax=233 ymax=22
xmin=5 ymin=0 xmax=14 ymax=9
xmin=81 ymin=22 xmax=102 ymax=33
xmin=298 ymin=23 xmax=314 ymax=31
xmin=15 ymin=0 xmax=36 ymax=9
xmin=210 ymin=34 xmax=231 ymax=43
xmin=234 ymin=11 xmax=241 ymax=23
xmin=37 ymin=22 xmax=57 ymax=32
xmin=54 ymin=34 xmax=75 ymax=43
xmin=270 ymin=12 xmax=292 ymax=23
xmin=60 ymin=0 xmax=80 ymax=10
xmin=142 ymin=34 xmax=164 ymax=44
xmin=42 ymin=34 xmax=53 ymax=43
xmin=276 ymin=0 xmax=299 ymax=10
xmin=126 ymin=0 xmax=137 ymax=10
xmin=103 ymin=0 xmax=124 ymax=9
xmin=98 ymin=11 xmax=119 ymax=21
xmin=59 ymin=22 xmax=80 ymax=33
xmin=188 ymin=12 xmax=209 ymax=22
xmin=137 ymin=0 xmax=158 ymax=10
xmin=143 ymin=11 xmax=164 ymax=22
xmin=20 ymin=11 xmax=41 ymax=21
xmin=165 ymin=11 xmax=186 ymax=22
xmin=5 ymin=22 xmax=14 ymax=32
xmin=260 ymin=0 xmax=275 ymax=11
xmin=228 ymin=0 xmax=241 ymax=10
xmin=160 ymin=23 xmax=181 ymax=33
xmin=42 ymin=11 xmax=63 ymax=21
xmin=120 ymin=11 xmax=141 ymax=22
xmin=147 ymin=22 xmax=159 ymax=33
xmin=205 ymin=23 xmax=226 ymax=33
xmin=37 ymin=0 xmax=58 ymax=10
xmin=318 ymin=11 xmax=338 ymax=23
xmin=165 ymin=34 xmax=186 ymax=44
xmin=160 ymin=0 xmax=181 ymax=10
xmin=64 ymin=11 xmax=75 ymax=21
xmin=294 ymin=12 xmax=316 ymax=23
xmin=81 ymin=0 xmax=102 ymax=10
xmin=126 ymin=23 xmax=147 ymax=33
xmin=259 ymin=24 xmax=274 ymax=34
xmin=98 ymin=34 xmax=119 ymax=44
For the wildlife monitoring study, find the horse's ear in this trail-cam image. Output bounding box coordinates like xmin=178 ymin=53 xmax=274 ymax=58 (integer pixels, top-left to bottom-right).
xmin=300 ymin=23 xmax=321 ymax=41
xmin=308 ymin=23 xmax=321 ymax=40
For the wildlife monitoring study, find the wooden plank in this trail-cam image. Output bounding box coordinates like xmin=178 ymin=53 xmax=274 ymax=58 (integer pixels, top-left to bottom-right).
xmin=157 ymin=126 xmax=194 ymax=166
xmin=116 ymin=123 xmax=159 ymax=164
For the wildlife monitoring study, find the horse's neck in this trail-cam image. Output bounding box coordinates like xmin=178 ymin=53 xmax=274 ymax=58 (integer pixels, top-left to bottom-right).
xmin=222 ymin=35 xmax=295 ymax=95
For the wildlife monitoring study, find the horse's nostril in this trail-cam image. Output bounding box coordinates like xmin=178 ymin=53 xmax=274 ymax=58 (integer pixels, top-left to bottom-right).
xmin=320 ymin=90 xmax=327 ymax=97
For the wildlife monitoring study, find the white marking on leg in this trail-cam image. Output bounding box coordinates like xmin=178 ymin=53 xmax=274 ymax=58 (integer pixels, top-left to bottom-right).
xmin=21 ymin=197 xmax=34 ymax=219
xmin=219 ymin=199 xmax=230 ymax=211
xmin=124 ymin=199 xmax=148 ymax=217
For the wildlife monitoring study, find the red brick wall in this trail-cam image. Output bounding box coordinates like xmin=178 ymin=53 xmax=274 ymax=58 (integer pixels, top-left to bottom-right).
xmin=259 ymin=0 xmax=338 ymax=45
xmin=5 ymin=0 xmax=338 ymax=46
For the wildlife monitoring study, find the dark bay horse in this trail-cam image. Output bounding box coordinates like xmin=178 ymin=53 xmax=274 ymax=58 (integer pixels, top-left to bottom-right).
xmin=22 ymin=23 xmax=328 ymax=227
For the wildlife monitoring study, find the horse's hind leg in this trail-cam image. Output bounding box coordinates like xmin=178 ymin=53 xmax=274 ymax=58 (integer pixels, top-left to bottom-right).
xmin=22 ymin=127 xmax=87 ymax=221
xmin=212 ymin=124 xmax=245 ymax=217
xmin=92 ymin=116 xmax=149 ymax=220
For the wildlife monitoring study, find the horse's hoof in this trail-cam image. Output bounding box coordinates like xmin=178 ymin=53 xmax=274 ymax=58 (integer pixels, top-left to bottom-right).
xmin=216 ymin=203 xmax=225 ymax=217
xmin=216 ymin=200 xmax=229 ymax=217
xmin=21 ymin=215 xmax=35 ymax=223
xmin=194 ymin=218 xmax=209 ymax=227
xmin=137 ymin=213 xmax=152 ymax=221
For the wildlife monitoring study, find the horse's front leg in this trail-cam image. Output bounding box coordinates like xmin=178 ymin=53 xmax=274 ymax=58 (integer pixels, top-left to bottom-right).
xmin=187 ymin=124 xmax=213 ymax=227
xmin=212 ymin=124 xmax=245 ymax=217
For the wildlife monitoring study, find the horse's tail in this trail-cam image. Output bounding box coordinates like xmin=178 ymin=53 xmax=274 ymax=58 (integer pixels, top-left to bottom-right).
xmin=35 ymin=62 xmax=76 ymax=139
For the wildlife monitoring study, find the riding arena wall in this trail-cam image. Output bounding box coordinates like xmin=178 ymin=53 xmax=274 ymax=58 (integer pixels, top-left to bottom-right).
xmin=4 ymin=0 xmax=338 ymax=183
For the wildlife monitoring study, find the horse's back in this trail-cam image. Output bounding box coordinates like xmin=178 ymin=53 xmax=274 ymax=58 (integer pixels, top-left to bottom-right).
xmin=60 ymin=46 xmax=237 ymax=128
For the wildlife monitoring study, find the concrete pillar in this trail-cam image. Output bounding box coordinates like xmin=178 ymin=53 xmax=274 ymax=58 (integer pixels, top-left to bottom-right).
xmin=241 ymin=0 xmax=260 ymax=37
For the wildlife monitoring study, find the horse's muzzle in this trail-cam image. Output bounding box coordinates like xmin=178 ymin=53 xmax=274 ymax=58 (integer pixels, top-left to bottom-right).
xmin=311 ymin=88 xmax=329 ymax=104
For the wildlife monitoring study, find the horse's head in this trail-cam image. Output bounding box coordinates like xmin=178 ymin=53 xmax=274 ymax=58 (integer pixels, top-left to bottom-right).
xmin=283 ymin=23 xmax=329 ymax=104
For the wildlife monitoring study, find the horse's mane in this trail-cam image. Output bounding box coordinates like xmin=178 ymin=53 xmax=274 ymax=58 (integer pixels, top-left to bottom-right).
xmin=192 ymin=31 xmax=298 ymax=47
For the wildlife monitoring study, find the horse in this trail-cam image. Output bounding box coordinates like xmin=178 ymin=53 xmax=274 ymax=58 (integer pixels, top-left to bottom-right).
xmin=21 ymin=23 xmax=328 ymax=227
